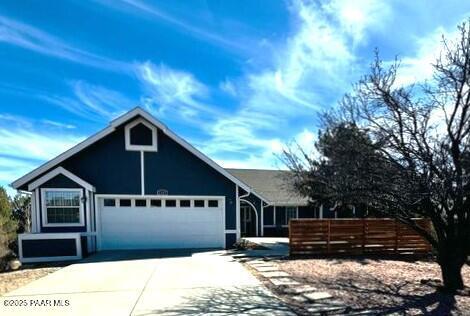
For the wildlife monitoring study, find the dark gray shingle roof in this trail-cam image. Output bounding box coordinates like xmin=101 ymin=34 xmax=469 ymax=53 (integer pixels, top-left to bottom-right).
xmin=225 ymin=168 xmax=309 ymax=206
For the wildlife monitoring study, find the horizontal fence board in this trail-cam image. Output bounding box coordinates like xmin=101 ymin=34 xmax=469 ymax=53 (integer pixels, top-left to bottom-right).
xmin=289 ymin=218 xmax=432 ymax=256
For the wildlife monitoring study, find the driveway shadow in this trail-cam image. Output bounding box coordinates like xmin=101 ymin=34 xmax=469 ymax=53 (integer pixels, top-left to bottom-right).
xmin=80 ymin=248 xmax=225 ymax=263
xmin=134 ymin=285 xmax=295 ymax=316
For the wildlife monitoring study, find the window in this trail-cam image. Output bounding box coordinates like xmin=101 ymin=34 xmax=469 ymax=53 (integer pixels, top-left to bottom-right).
xmin=42 ymin=189 xmax=84 ymax=226
xmin=150 ymin=199 xmax=162 ymax=207
xmin=119 ymin=199 xmax=131 ymax=207
xmin=125 ymin=118 xmax=158 ymax=152
xmin=103 ymin=199 xmax=115 ymax=207
xmin=194 ymin=200 xmax=205 ymax=207
xmin=208 ymin=200 xmax=219 ymax=207
xmin=180 ymin=200 xmax=190 ymax=207
xmin=165 ymin=199 xmax=176 ymax=207
xmin=135 ymin=199 xmax=147 ymax=207
xmin=285 ymin=207 xmax=297 ymax=225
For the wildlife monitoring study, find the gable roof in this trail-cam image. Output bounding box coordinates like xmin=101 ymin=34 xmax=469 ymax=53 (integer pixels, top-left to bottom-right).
xmin=11 ymin=107 xmax=252 ymax=193
xmin=27 ymin=166 xmax=95 ymax=192
xmin=226 ymin=168 xmax=309 ymax=206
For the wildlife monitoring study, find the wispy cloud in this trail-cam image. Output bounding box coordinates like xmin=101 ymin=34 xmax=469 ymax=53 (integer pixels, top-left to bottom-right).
xmin=0 ymin=127 xmax=84 ymax=194
xmin=394 ymin=26 xmax=458 ymax=86
xmin=136 ymin=61 xmax=226 ymax=124
xmin=219 ymin=79 xmax=237 ymax=97
xmin=94 ymin=0 xmax=253 ymax=55
xmin=39 ymin=80 xmax=135 ymax=122
xmin=203 ymin=0 xmax=390 ymax=167
xmin=0 ymin=15 xmax=131 ymax=73
xmin=0 ymin=128 xmax=83 ymax=162
xmin=41 ymin=119 xmax=76 ymax=129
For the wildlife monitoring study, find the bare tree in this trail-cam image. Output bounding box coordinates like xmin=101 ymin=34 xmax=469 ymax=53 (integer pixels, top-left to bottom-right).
xmin=284 ymin=21 xmax=470 ymax=292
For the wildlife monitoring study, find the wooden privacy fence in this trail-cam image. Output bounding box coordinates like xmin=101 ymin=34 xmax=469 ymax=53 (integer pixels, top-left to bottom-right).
xmin=289 ymin=219 xmax=432 ymax=256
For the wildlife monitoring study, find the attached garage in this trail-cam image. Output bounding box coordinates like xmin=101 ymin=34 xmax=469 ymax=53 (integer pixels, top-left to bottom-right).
xmin=12 ymin=108 xmax=253 ymax=262
xmin=97 ymin=196 xmax=226 ymax=250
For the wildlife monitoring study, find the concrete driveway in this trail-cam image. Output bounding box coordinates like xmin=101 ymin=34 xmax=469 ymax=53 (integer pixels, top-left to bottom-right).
xmin=1 ymin=250 xmax=294 ymax=316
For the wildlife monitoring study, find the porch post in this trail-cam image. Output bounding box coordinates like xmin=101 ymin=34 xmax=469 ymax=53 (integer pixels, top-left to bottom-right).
xmin=31 ymin=190 xmax=37 ymax=233
xmin=261 ymin=203 xmax=264 ymax=237
xmin=235 ymin=185 xmax=240 ymax=240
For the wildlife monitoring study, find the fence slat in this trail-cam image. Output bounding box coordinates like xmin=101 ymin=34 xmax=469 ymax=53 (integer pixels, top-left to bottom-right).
xmin=289 ymin=218 xmax=432 ymax=256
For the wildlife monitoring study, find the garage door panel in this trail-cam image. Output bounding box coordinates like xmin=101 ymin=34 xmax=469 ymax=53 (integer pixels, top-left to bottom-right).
xmin=99 ymin=197 xmax=225 ymax=250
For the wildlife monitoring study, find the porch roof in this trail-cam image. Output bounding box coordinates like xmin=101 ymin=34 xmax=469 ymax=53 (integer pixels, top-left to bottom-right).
xmin=225 ymin=168 xmax=309 ymax=206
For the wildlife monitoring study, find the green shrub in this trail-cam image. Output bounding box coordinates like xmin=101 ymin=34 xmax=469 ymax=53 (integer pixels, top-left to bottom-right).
xmin=0 ymin=187 xmax=17 ymax=271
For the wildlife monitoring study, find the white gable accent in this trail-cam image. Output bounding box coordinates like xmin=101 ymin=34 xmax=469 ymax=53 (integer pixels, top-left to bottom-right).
xmin=13 ymin=107 xmax=259 ymax=197
xmin=124 ymin=117 xmax=158 ymax=152
xmin=27 ymin=166 xmax=95 ymax=192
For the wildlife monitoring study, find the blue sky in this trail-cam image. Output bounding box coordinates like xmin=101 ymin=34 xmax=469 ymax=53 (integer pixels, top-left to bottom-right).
xmin=1 ymin=0 xmax=469 ymax=195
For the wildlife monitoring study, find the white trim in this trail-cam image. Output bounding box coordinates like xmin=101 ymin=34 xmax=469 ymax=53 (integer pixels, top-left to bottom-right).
xmin=320 ymin=204 xmax=324 ymax=219
xmin=225 ymin=229 xmax=237 ymax=233
xmin=12 ymin=107 xmax=252 ymax=193
xmin=264 ymin=225 xmax=276 ymax=228
xmin=18 ymin=233 xmax=82 ymax=263
xmin=235 ymin=185 xmax=241 ymax=240
xmin=31 ymin=191 xmax=37 ymax=233
xmin=85 ymin=190 xmax=91 ymax=233
xmin=222 ymin=197 xmax=226 ymax=249
xmin=95 ymin=194 xmax=102 ymax=250
xmin=240 ymin=199 xmax=258 ymax=237
xmin=85 ymin=190 xmax=92 ymax=251
xmin=273 ymin=205 xmax=276 ymax=226
xmin=140 ymin=151 xmax=145 ymax=195
xmin=261 ymin=203 xmax=264 ymax=236
xmin=28 ymin=167 xmax=95 ymax=192
xmin=125 ymin=117 xmax=158 ymax=152
xmin=35 ymin=189 xmax=40 ymax=232
xmin=41 ymin=188 xmax=85 ymax=227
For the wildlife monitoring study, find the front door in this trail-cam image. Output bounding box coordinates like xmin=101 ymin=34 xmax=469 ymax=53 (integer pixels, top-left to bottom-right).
xmin=241 ymin=205 xmax=256 ymax=237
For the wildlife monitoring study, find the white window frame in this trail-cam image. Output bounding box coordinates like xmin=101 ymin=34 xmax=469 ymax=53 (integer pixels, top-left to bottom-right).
xmin=41 ymin=188 xmax=85 ymax=227
xmin=283 ymin=206 xmax=299 ymax=227
xmin=125 ymin=118 xmax=158 ymax=152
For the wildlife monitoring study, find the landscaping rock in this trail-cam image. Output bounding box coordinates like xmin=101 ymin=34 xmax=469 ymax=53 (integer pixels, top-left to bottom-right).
xmin=283 ymin=285 xmax=317 ymax=294
xmin=304 ymin=291 xmax=332 ymax=301
xmin=7 ymin=260 xmax=21 ymax=271
xmin=306 ymin=303 xmax=346 ymax=314
xmin=270 ymin=278 xmax=300 ymax=286
xmin=252 ymin=266 xmax=279 ymax=272
xmin=291 ymin=295 xmax=308 ymax=303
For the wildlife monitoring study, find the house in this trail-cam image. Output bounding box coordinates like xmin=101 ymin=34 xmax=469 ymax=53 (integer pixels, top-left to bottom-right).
xmin=11 ymin=107 xmax=327 ymax=263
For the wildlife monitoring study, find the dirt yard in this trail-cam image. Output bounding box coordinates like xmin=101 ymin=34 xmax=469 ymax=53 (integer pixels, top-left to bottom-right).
xmin=280 ymin=258 xmax=470 ymax=315
xmin=0 ymin=266 xmax=61 ymax=296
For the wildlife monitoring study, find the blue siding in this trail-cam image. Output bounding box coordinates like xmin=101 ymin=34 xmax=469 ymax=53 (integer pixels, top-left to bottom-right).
xmin=144 ymin=129 xmax=237 ymax=229
xmin=264 ymin=206 xmax=274 ymax=225
xmin=22 ymin=238 xmax=78 ymax=258
xmin=62 ymin=126 xmax=141 ymax=195
xmin=40 ymin=173 xmax=82 ymax=188
xmin=275 ymin=206 xmax=286 ymax=226
xmin=225 ymin=233 xmax=237 ymax=248
xmin=299 ymin=205 xmax=316 ymax=218
xmin=23 ymin=115 xmax=239 ymax=243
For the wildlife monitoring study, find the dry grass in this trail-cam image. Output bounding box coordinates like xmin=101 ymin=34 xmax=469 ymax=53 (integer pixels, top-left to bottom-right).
xmin=280 ymin=257 xmax=470 ymax=315
xmin=0 ymin=266 xmax=61 ymax=296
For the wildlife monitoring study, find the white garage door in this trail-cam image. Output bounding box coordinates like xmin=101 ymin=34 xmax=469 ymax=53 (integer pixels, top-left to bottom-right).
xmin=98 ymin=196 xmax=225 ymax=250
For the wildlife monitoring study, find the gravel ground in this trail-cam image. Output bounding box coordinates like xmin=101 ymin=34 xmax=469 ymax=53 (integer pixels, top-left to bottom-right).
xmin=280 ymin=258 xmax=470 ymax=315
xmin=0 ymin=266 xmax=61 ymax=296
